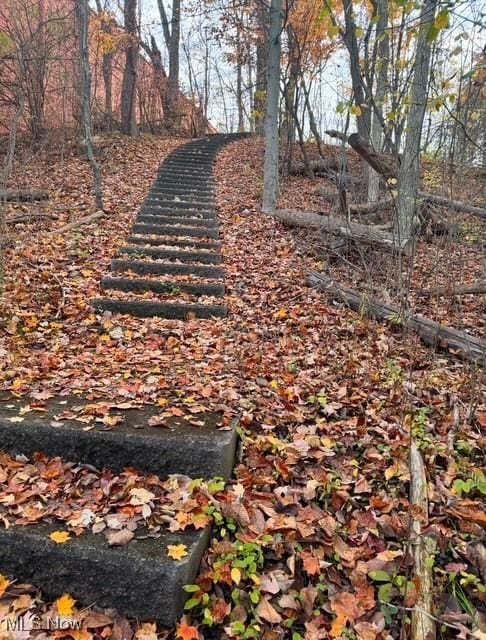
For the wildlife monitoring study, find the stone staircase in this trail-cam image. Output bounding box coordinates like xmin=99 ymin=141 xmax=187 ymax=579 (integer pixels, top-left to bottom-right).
xmin=93 ymin=133 xmax=246 ymax=319
xmin=0 ymin=134 xmax=248 ymax=625
xmin=0 ymin=397 xmax=237 ymax=625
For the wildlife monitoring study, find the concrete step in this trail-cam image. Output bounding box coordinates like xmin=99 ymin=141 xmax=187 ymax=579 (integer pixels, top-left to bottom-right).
xmin=144 ymin=199 xmax=214 ymax=212
xmin=148 ymin=189 xmax=214 ymax=205
xmin=0 ymin=524 xmax=208 ymax=626
xmin=0 ymin=397 xmax=236 ymax=478
xmin=150 ymin=186 xmax=215 ymax=197
xmin=145 ymin=196 xmax=215 ymax=211
xmin=120 ymin=246 xmax=222 ymax=264
xmin=102 ymin=276 xmax=225 ymax=297
xmin=132 ymin=223 xmax=219 ymax=239
xmin=165 ymin=159 xmax=214 ymax=167
xmin=140 ymin=206 xmax=215 ymax=218
xmin=92 ymin=298 xmax=228 ymax=319
xmin=127 ymin=235 xmax=221 ymax=251
xmin=155 ymin=177 xmax=214 ymax=189
xmin=158 ymin=170 xmax=213 ymax=181
xmin=137 ymin=214 xmax=217 ymax=228
xmin=111 ymin=258 xmax=224 ymax=279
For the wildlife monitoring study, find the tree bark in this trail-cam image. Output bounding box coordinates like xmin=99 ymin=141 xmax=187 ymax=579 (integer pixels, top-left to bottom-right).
xmin=396 ymin=0 xmax=438 ymax=242
xmin=254 ymin=0 xmax=269 ymax=135
xmin=409 ymin=443 xmax=436 ymax=640
xmin=420 ymin=281 xmax=486 ymax=297
xmin=157 ymin=0 xmax=181 ymax=126
xmin=94 ymin=0 xmax=114 ymax=129
xmin=368 ymin=0 xmax=389 ymax=203
xmin=75 ymin=0 xmax=103 ymax=209
xmin=121 ymin=0 xmax=138 ymax=136
xmin=262 ymin=0 xmax=283 ymax=214
xmin=272 ymin=209 xmax=407 ymax=253
xmin=47 ymin=211 xmax=106 ymax=236
xmin=307 ymin=272 xmax=485 ymax=363
xmin=326 ymin=131 xmax=486 ymax=220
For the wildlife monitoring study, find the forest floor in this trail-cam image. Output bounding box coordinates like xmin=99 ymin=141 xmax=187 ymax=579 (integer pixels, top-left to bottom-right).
xmin=0 ymin=134 xmax=485 ymax=640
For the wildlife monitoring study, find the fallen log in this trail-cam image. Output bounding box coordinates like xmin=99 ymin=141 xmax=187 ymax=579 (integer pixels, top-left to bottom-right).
xmin=307 ymin=272 xmax=486 ymax=364
xmin=409 ymin=443 xmax=436 ymax=640
xmin=0 ymin=188 xmax=49 ymax=202
xmin=290 ymin=158 xmax=339 ymax=176
xmin=325 ymin=131 xmax=486 ymax=220
xmin=420 ymin=281 xmax=486 ymax=297
xmin=46 ymin=210 xmax=105 ymax=236
xmin=7 ymin=213 xmax=58 ymax=224
xmin=272 ymin=208 xmax=409 ymax=254
xmin=420 ymin=193 xmax=486 ymax=220
xmin=317 ymin=188 xmax=392 ymax=215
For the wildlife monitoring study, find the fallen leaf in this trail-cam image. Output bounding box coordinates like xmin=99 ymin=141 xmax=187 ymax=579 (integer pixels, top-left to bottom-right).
xmin=167 ymin=544 xmax=188 ymax=560
xmin=56 ymin=593 xmax=76 ymax=616
xmin=176 ymin=623 xmax=199 ymax=640
xmin=0 ymin=574 xmax=11 ymax=596
xmin=255 ymin=597 xmax=282 ymax=623
xmin=49 ymin=531 xmax=71 ymax=544
xmin=107 ymin=529 xmax=135 ymax=546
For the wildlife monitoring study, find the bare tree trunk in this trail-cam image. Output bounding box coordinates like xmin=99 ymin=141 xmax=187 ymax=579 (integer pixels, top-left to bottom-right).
xmin=254 ymin=0 xmax=269 ymax=135
xmin=236 ymin=19 xmax=245 ymax=132
xmin=94 ymin=1 xmax=114 ymax=129
xmin=169 ymin=0 xmax=181 ymax=123
xmin=121 ymin=0 xmax=138 ymax=136
xmin=157 ymin=0 xmax=181 ymax=126
xmin=342 ymin=0 xmax=371 ymax=187
xmin=368 ymin=0 xmax=389 ymax=203
xmin=396 ymin=0 xmax=437 ymax=242
xmin=262 ymin=0 xmax=282 ymax=214
xmin=75 ymin=0 xmax=103 ymax=209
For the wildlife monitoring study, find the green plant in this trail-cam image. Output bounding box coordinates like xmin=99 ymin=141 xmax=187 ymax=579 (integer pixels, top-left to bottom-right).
xmin=411 ymin=408 xmax=433 ymax=450
xmin=452 ymin=469 xmax=486 ymax=497
xmin=369 ymin=570 xmax=415 ymax=624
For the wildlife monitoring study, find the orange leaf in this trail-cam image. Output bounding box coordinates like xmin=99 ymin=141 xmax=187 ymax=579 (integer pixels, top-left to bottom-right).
xmin=56 ymin=593 xmax=76 ymax=616
xmin=176 ymin=623 xmax=199 ymax=640
xmin=301 ymin=550 xmax=321 ymax=576
xmin=0 ymin=574 xmax=11 ymax=596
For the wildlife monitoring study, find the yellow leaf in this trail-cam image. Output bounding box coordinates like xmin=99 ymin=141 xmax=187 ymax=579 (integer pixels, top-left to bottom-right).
xmin=435 ymin=9 xmax=450 ymax=31
xmin=0 ymin=574 xmax=11 ymax=596
xmin=328 ymin=23 xmax=340 ymax=39
xmin=384 ymin=463 xmax=399 ymax=480
xmin=49 ymin=531 xmax=71 ymax=544
xmin=275 ymin=308 xmax=288 ymax=319
xmin=321 ymin=437 xmax=334 ymax=449
xmin=269 ymin=379 xmax=279 ymax=389
xmin=167 ymin=544 xmax=188 ymax=560
xmin=350 ymin=105 xmax=362 ymax=116
xmin=135 ymin=622 xmax=158 ymax=640
xmin=56 ymin=593 xmax=76 ymax=616
xmin=231 ymin=567 xmax=241 ymax=585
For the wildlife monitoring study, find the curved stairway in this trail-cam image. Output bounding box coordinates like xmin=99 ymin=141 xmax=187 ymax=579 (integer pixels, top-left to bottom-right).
xmin=92 ymin=133 xmax=246 ymax=320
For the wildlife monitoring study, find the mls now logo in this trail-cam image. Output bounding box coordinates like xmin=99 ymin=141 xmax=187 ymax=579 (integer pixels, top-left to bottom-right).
xmin=2 ymin=614 xmax=83 ymax=632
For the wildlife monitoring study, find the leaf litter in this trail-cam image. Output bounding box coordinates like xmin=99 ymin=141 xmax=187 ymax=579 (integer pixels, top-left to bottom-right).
xmin=0 ymin=136 xmax=484 ymax=638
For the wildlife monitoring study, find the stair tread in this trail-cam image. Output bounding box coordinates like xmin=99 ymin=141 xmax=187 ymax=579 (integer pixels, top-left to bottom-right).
xmin=111 ymin=258 xmax=224 ymax=279
xmin=102 ymin=275 xmax=225 ymax=296
xmin=93 ymin=297 xmax=228 ymax=319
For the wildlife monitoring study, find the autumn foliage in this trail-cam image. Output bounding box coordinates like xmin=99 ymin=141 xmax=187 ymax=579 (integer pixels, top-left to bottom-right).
xmin=0 ymin=0 xmax=212 ymax=138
